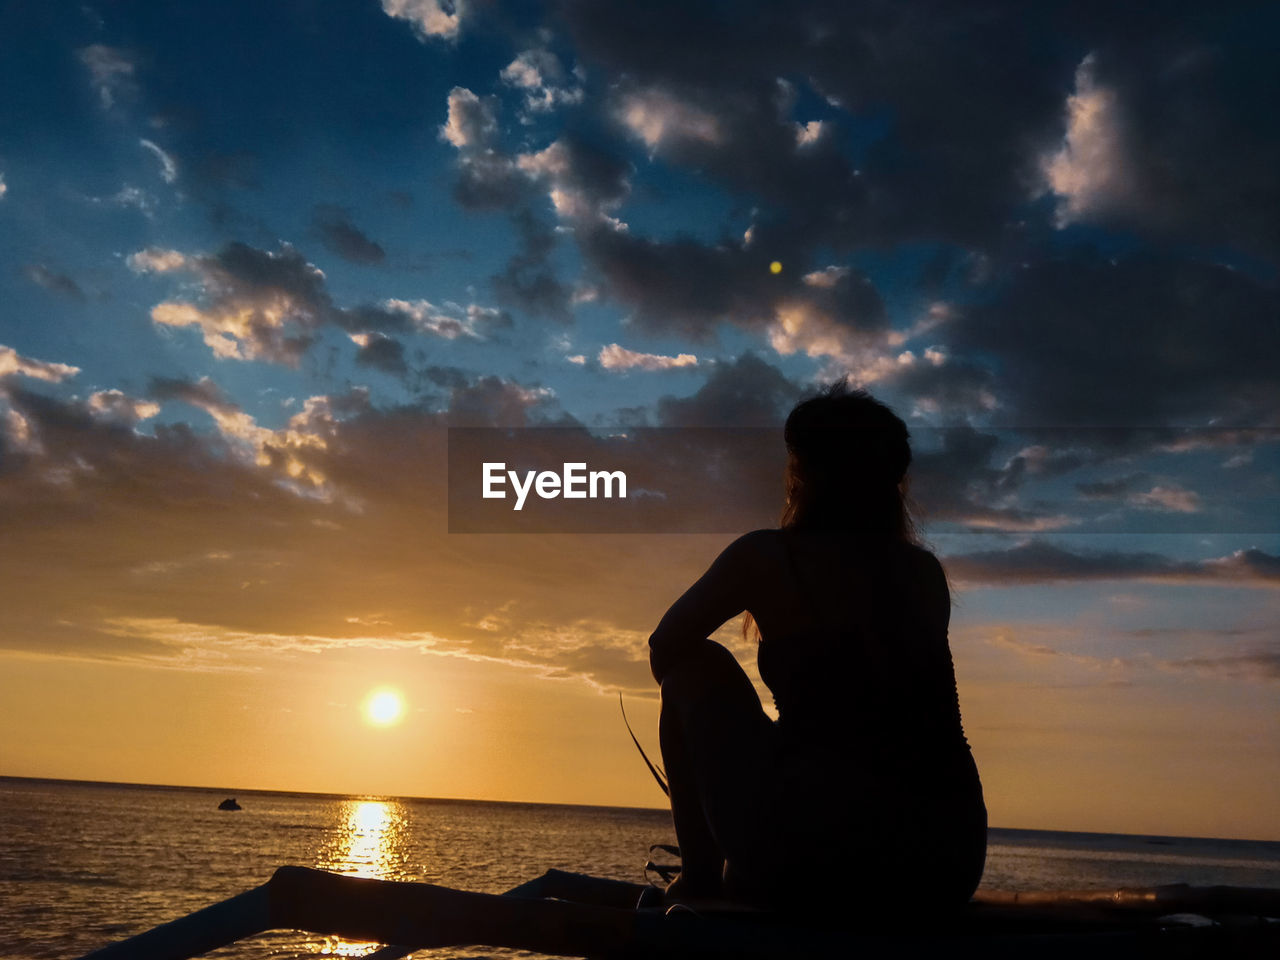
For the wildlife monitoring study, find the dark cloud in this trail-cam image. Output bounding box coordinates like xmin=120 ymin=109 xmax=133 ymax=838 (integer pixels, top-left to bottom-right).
xmin=23 ymin=264 xmax=86 ymax=301
xmin=907 ymin=426 xmax=1081 ymax=531
xmin=148 ymin=375 xmax=239 ymax=416
xmin=516 ymin=133 xmax=632 ymax=224
xmin=558 ymin=0 xmax=1073 ymax=250
xmin=883 ymin=356 xmax=997 ymax=421
xmin=353 ymin=333 xmax=408 ymax=377
xmin=953 ymin=252 xmax=1280 ymax=428
xmin=1063 ymin=27 xmax=1280 ymax=262
xmin=536 ymin=1 xmax=1280 ymax=433
xmin=491 ymin=209 xmax=573 ymax=322
xmin=655 ymin=353 xmax=800 ymax=427
xmin=1163 ymin=648 xmax=1280 ymax=683
xmin=1076 ymin=472 xmax=1152 ymax=500
xmin=443 ymin=374 xmax=560 ymax=428
xmin=559 ymin=1 xmax=1278 ymax=261
xmin=581 ymin=224 xmax=888 ymax=351
xmin=313 ymin=206 xmax=387 ymax=265
xmin=482 ymin=134 xmax=633 ymax=321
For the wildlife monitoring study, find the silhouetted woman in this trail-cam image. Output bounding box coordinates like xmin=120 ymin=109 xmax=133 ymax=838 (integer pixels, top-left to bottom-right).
xmin=648 ymin=381 xmax=986 ymax=909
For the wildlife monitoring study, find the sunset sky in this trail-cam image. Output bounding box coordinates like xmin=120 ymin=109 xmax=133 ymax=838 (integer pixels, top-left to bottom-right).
xmin=1 ymin=2 xmax=1277 ymax=841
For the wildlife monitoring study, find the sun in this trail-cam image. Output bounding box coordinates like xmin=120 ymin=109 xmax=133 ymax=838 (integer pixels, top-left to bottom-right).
xmin=364 ymin=688 xmax=405 ymax=727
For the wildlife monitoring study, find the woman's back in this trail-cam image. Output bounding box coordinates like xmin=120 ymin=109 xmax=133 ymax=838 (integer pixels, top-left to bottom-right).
xmin=755 ymin=529 xmax=971 ymax=773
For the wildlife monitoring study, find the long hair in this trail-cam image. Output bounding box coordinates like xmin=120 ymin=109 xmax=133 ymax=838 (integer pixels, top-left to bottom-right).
xmin=744 ymin=380 xmax=920 ymax=643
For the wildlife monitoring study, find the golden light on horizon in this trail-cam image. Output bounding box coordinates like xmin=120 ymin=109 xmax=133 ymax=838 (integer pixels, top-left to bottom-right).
xmin=364 ymin=688 xmax=405 ymax=727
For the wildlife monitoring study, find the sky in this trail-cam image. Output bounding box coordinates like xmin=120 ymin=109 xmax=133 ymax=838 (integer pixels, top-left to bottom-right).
xmin=1 ymin=1 xmax=1278 ymax=840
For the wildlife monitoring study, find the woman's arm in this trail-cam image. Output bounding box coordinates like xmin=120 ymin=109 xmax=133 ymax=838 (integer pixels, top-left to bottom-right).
xmin=647 ymin=530 xmax=770 ymax=683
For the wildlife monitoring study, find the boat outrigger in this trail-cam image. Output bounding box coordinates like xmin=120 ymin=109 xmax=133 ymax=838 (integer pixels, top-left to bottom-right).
xmin=78 ymin=865 xmax=1280 ymax=959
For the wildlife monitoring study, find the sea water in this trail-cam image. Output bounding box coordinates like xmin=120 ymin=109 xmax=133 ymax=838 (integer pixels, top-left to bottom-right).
xmin=2 ymin=777 xmax=1278 ymax=959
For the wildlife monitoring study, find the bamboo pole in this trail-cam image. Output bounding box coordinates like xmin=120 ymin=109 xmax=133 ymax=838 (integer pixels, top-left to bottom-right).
xmin=77 ymin=884 xmax=272 ymax=960
xmin=77 ymin=868 xmax=1280 ymax=960
xmin=78 ymin=867 xmax=655 ymax=960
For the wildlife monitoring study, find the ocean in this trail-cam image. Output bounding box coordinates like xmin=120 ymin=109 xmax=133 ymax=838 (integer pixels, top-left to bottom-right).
xmin=2 ymin=777 xmax=1278 ymax=959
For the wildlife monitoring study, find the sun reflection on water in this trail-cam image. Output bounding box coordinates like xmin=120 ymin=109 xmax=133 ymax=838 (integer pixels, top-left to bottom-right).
xmin=311 ymin=799 xmax=416 ymax=956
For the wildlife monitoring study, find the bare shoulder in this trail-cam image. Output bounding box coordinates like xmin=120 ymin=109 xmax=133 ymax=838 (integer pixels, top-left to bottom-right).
xmin=732 ymin=528 xmax=785 ymax=550
xmin=717 ymin=528 xmax=784 ymax=571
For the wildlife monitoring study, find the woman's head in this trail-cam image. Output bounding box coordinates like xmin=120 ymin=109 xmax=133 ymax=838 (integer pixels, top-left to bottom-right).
xmin=781 ymin=380 xmax=916 ymax=542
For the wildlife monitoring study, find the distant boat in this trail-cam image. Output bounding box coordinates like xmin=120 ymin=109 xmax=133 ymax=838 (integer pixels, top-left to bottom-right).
xmin=217 ymin=798 xmax=242 ymax=811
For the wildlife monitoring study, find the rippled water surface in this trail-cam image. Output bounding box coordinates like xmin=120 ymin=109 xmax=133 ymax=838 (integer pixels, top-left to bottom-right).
xmin=2 ymin=778 xmax=1278 ymax=959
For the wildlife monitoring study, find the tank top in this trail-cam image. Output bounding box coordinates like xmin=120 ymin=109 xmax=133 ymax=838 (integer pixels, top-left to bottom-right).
xmin=756 ymin=532 xmax=973 ymax=785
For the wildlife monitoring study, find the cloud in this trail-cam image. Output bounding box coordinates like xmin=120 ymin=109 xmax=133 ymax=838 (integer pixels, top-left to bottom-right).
xmin=131 ymin=242 xmax=330 ymax=364
xmin=582 ymin=227 xmax=881 ymax=350
xmin=945 ymin=542 xmax=1280 ymax=588
xmin=560 ymin=1 xmax=1075 ymax=250
xmin=143 ymin=376 xmax=385 ymax=497
xmin=313 ymin=206 xmax=386 ymax=265
xmin=0 ymin=372 xmax=692 ymax=693
xmin=127 ymin=248 xmax=188 ymax=273
xmin=515 ymin=135 xmax=631 ymax=228
xmin=1163 ymin=649 xmax=1280 ymax=684
xmin=140 ymin=139 xmax=178 ymax=184
xmin=655 ymin=352 xmax=798 ymax=427
xmin=500 ymin=49 xmax=584 ymax=116
xmin=1076 ymin=474 xmax=1201 ymax=513
xmin=129 ymin=241 xmax=465 ymax=365
xmin=86 ymin=389 xmax=161 ymax=425
xmin=952 ymin=251 xmax=1280 ymax=429
xmin=439 ymin=374 xmax=557 ymax=428
xmin=1041 ymin=54 xmax=1132 ymax=227
xmin=1129 ymin=484 xmax=1201 ymax=514
xmin=0 ymin=345 xmax=81 ymax=383
xmin=617 ymin=88 xmax=723 ymax=151
xmin=89 ymin=184 xmax=158 ymax=217
xmin=489 ymin=209 xmax=573 ymax=322
xmin=904 ymin=426 xmax=1084 ymax=532
xmin=970 ymin=622 xmax=1280 ymax=688
xmin=350 ymin=333 xmax=407 ymax=377
xmin=439 ymin=88 xmax=527 ymax=212
xmin=0 ymin=172 xmax=7 ymax=199
xmin=440 ymin=87 xmax=497 ymax=149
xmin=1076 ymin=472 xmax=1150 ymax=500
xmin=1045 ymin=33 xmax=1280 ymax=261
xmin=598 ymin=344 xmax=697 ymax=371
xmin=380 ymin=0 xmax=463 ymax=41
xmin=382 ymin=298 xmax=511 ymax=339
xmin=24 ymin=264 xmax=86 ymax=302
xmin=77 ymin=45 xmax=134 ymax=109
